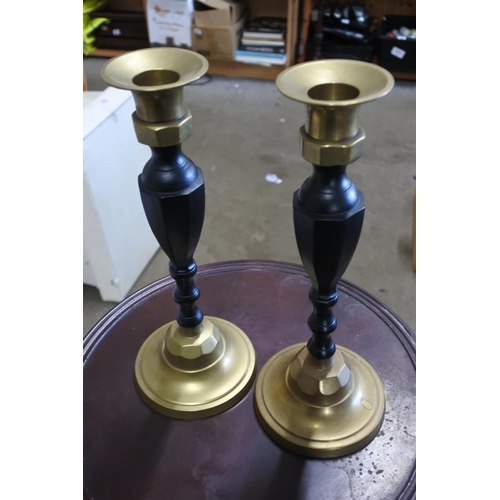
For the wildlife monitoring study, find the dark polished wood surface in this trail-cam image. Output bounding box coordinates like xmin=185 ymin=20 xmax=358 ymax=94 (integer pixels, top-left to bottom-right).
xmin=84 ymin=261 xmax=416 ymax=500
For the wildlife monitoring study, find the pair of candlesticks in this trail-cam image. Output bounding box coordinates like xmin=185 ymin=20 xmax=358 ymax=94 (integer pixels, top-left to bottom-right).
xmin=100 ymin=47 xmax=394 ymax=459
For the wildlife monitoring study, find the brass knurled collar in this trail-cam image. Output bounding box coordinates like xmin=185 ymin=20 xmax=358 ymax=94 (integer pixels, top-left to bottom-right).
xmin=300 ymin=126 xmax=366 ymax=166
xmin=132 ymin=109 xmax=193 ymax=147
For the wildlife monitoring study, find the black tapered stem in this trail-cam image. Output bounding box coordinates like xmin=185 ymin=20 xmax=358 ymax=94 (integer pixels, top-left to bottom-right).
xmin=138 ymin=145 xmax=205 ymax=329
xmin=293 ymin=165 xmax=365 ymax=359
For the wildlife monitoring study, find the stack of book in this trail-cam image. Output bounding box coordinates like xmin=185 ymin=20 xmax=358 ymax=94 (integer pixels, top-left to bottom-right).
xmin=236 ymin=17 xmax=287 ymax=66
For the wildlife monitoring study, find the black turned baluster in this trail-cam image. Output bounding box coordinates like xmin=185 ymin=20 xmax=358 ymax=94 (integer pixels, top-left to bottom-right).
xmin=138 ymin=145 xmax=204 ymax=329
xmin=293 ymin=165 xmax=365 ymax=359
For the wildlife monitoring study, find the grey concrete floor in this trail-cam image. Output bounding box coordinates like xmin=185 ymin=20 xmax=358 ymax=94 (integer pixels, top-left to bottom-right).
xmin=83 ymin=57 xmax=416 ymax=336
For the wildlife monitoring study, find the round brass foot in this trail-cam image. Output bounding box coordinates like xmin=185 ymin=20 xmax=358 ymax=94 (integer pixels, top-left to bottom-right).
xmin=135 ymin=316 xmax=256 ymax=419
xmin=254 ymin=343 xmax=384 ymax=458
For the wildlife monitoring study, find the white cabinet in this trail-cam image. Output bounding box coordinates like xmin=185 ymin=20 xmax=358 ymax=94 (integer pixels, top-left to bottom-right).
xmin=83 ymin=87 xmax=159 ymax=302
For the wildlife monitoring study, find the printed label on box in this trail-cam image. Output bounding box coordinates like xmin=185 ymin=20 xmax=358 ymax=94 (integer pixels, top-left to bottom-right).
xmin=390 ymin=46 xmax=406 ymax=59
xmin=147 ymin=0 xmax=193 ymax=48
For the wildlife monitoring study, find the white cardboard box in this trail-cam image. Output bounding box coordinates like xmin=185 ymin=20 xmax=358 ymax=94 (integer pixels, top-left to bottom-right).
xmin=146 ymin=0 xmax=194 ymax=48
xmin=83 ymin=87 xmax=159 ymax=302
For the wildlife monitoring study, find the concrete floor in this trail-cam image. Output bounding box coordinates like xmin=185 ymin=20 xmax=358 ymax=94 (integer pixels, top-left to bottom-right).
xmin=83 ymin=57 xmax=416 ymax=336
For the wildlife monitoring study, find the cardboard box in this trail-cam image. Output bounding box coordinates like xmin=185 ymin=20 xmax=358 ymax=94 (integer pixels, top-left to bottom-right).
xmin=191 ymin=13 xmax=246 ymax=60
xmin=194 ymin=0 xmax=246 ymax=27
xmin=146 ymin=0 xmax=194 ymax=48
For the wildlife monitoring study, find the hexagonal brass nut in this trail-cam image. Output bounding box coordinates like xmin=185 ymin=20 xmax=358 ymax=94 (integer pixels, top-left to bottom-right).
xmin=165 ymin=320 xmax=221 ymax=360
xmin=287 ymin=347 xmax=352 ymax=406
xmin=300 ymin=126 xmax=366 ymax=166
xmin=132 ymin=109 xmax=193 ymax=147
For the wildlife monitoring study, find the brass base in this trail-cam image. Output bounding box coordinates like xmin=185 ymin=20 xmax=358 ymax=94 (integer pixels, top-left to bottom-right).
xmin=254 ymin=343 xmax=385 ymax=458
xmin=135 ymin=316 xmax=256 ymax=419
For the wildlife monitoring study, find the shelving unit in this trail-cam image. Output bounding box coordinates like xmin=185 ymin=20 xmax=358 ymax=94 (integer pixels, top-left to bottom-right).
xmin=91 ymin=48 xmax=127 ymax=58
xmin=88 ymin=0 xmax=300 ymax=81
xmin=87 ymin=0 xmax=416 ymax=81
xmin=297 ymin=0 xmax=416 ymax=80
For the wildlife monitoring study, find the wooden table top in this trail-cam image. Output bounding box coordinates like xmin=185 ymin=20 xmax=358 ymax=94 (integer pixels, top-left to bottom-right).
xmin=84 ymin=260 xmax=416 ymax=500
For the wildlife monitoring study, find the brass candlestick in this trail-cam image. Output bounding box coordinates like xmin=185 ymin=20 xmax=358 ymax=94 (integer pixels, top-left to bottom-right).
xmin=100 ymin=48 xmax=256 ymax=419
xmin=254 ymin=60 xmax=394 ymax=457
